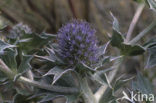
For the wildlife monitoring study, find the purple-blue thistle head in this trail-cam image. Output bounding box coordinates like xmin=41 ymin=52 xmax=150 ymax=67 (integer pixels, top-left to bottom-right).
xmin=57 ymin=20 xmax=98 ymax=65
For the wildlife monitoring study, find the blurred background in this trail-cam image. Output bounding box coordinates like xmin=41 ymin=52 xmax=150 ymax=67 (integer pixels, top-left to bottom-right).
xmin=0 ymin=0 xmax=155 ymax=43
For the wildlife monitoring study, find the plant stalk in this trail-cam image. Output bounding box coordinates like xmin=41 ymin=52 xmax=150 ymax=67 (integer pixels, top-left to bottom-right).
xmin=126 ymin=3 xmax=145 ymax=42
xmin=18 ymin=76 xmax=78 ymax=94
xmin=129 ymin=20 xmax=156 ymax=44
xmin=80 ymin=77 xmax=97 ymax=103
xmin=0 ymin=59 xmax=78 ymax=94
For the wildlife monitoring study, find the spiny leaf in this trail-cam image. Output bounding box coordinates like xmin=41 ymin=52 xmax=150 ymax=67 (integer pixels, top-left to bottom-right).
xmin=43 ymin=66 xmax=74 ymax=85
xmin=97 ymin=41 xmax=110 ymax=57
xmin=0 ymin=49 xmax=17 ymax=72
xmin=110 ymin=13 xmax=124 ymax=48
xmin=110 ymin=30 xmax=124 ymax=48
xmin=95 ymin=56 xmax=122 ymax=70
xmin=132 ymin=72 xmax=153 ymax=95
xmin=76 ymin=62 xmax=96 ymax=74
xmin=92 ymin=67 xmax=114 ymax=85
xmin=120 ymin=43 xmax=145 ymax=56
xmin=45 ymin=48 xmax=64 ymax=63
xmin=95 ymin=56 xmax=110 ymax=70
xmin=18 ymin=54 xmax=33 ymax=74
xmin=18 ymin=32 xmax=56 ymax=54
xmin=35 ymin=48 xmax=64 ymax=64
xmin=0 ymin=39 xmax=15 ymax=52
xmin=143 ymin=38 xmax=156 ymax=48
xmin=110 ymin=13 xmax=145 ymax=56
xmin=111 ymin=12 xmax=120 ymax=32
xmin=113 ymin=75 xmax=134 ymax=92
xmin=146 ymin=0 xmax=156 ymax=12
xmin=143 ymin=39 xmax=156 ymax=68
xmin=99 ymin=75 xmax=132 ymax=103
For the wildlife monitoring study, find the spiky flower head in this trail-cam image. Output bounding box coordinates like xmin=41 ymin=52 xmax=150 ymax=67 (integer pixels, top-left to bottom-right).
xmin=9 ymin=23 xmax=32 ymax=39
xmin=57 ymin=20 xmax=98 ymax=65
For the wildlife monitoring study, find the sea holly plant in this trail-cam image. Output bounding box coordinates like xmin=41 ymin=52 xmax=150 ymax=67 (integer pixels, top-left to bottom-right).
xmin=0 ymin=1 xmax=156 ymax=103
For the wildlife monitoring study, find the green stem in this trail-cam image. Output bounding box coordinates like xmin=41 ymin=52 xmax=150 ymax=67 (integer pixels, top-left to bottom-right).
xmin=80 ymin=77 xmax=97 ymax=103
xmin=0 ymin=59 xmax=78 ymax=94
xmin=18 ymin=76 xmax=78 ymax=94
xmin=129 ymin=20 xmax=156 ymax=44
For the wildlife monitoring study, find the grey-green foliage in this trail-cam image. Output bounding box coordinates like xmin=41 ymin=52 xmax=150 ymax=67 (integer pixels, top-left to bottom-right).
xmin=0 ymin=7 xmax=155 ymax=102
xmin=146 ymin=0 xmax=156 ymax=12
xmin=110 ymin=13 xmax=145 ymax=56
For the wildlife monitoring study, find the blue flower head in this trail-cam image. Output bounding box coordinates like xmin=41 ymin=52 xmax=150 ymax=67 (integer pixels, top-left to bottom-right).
xmin=57 ymin=20 xmax=98 ymax=65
